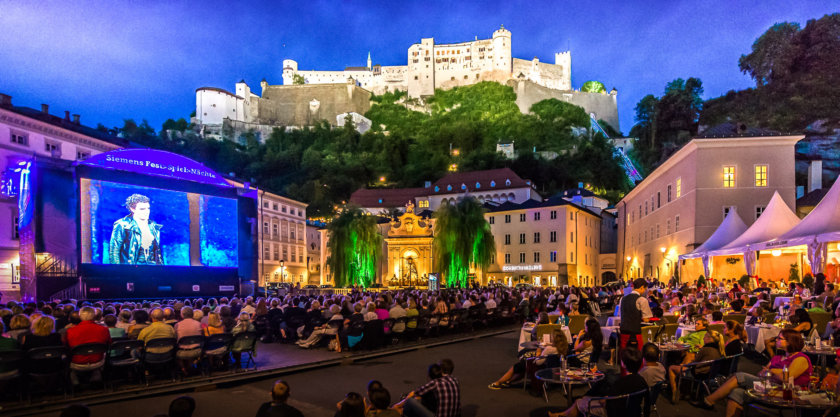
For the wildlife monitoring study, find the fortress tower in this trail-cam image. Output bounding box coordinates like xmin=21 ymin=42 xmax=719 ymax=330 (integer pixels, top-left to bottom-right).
xmin=492 ymin=25 xmax=512 ymax=73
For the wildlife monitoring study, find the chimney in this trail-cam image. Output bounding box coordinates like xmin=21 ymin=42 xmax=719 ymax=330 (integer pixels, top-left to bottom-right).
xmin=808 ymin=160 xmax=823 ymax=193
xmin=64 ymin=111 xmax=71 ymax=121
xmin=0 ymin=94 xmax=11 ymax=107
xmin=41 ymin=104 xmax=49 ymax=114
xmin=72 ymin=114 xmax=80 ymax=124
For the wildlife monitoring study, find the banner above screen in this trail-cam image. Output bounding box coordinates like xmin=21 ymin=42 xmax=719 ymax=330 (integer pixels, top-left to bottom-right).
xmin=78 ymin=149 xmax=233 ymax=188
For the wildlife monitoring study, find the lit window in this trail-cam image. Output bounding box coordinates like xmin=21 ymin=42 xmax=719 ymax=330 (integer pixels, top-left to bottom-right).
xmin=418 ymin=200 xmax=429 ymax=208
xmin=676 ymin=178 xmax=682 ymax=198
xmin=755 ymin=165 xmax=768 ymax=187
xmin=723 ymin=166 xmax=736 ymax=188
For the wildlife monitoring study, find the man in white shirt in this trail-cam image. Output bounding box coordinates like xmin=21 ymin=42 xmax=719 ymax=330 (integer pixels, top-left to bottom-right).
xmin=484 ymin=294 xmax=497 ymax=310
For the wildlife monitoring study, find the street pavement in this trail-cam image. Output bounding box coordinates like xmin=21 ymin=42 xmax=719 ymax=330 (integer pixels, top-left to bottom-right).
xmin=28 ymin=330 xmax=750 ymax=417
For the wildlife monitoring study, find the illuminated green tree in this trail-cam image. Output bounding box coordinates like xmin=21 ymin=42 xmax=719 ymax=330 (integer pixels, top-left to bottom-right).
xmin=581 ymin=80 xmax=606 ymax=93
xmin=326 ymin=206 xmax=382 ymax=287
xmin=433 ymin=197 xmax=495 ymax=287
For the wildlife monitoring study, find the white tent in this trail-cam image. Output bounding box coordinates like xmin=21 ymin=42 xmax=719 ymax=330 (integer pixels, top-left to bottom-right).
xmin=706 ymin=191 xmax=800 ymax=276
xmin=753 ymin=178 xmax=840 ymax=274
xmin=679 ymin=208 xmax=749 ymax=278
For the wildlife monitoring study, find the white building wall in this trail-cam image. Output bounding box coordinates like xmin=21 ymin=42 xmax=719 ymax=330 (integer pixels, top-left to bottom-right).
xmin=196 ymin=89 xmax=245 ymax=125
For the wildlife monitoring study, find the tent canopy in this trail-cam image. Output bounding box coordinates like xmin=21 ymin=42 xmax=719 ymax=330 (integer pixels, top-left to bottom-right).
xmin=679 ymin=208 xmax=748 ymax=260
xmin=707 ymin=191 xmax=799 ymax=257
xmin=756 ymin=178 xmax=840 ymax=250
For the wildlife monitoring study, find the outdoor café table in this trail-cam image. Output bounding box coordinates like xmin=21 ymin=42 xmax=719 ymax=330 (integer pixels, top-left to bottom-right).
xmin=746 ymin=324 xmax=782 ymax=353
xmin=657 ymin=342 xmax=691 ymax=367
xmin=743 ymin=388 xmax=836 ymax=417
xmin=803 ymin=345 xmax=837 ymax=369
xmin=520 ymin=341 xmax=543 ymax=351
xmin=534 ymin=367 xmax=605 ymax=405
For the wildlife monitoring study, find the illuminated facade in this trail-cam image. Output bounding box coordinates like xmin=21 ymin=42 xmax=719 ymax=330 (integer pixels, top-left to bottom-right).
xmin=382 ymin=202 xmax=434 ymax=287
xmin=256 ymin=190 xmax=308 ymax=286
xmin=484 ymin=198 xmax=602 ymax=287
xmin=617 ymin=126 xmax=802 ymax=282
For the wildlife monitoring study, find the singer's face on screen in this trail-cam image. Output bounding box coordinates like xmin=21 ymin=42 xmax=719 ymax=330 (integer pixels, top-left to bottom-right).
xmin=130 ymin=202 xmax=150 ymax=221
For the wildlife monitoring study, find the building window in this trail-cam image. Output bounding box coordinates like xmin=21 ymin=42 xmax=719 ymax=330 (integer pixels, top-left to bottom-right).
xmin=272 ymin=223 xmax=278 ymax=238
xmin=489 ymin=216 xmax=495 ymax=224
xmin=503 ymin=253 xmax=510 ymax=264
xmin=534 ymin=212 xmax=541 ymax=221
xmin=550 ymin=251 xmax=557 ymax=262
xmin=263 ymin=201 xmax=269 ymax=208
xmin=755 ymin=165 xmax=768 ymax=187
xmin=271 ymin=245 xmax=279 ymax=260
xmin=504 ymin=215 xmax=511 ymax=223
xmin=631 ymin=212 xmax=635 ymax=223
xmin=290 ymin=227 xmax=296 ymax=240
xmin=550 ymin=210 xmax=557 ymax=219
xmin=291 ymin=246 xmax=296 ymax=262
xmin=519 ymin=233 xmax=525 ymax=244
xmin=271 ymin=203 xmax=277 ymax=211
xmin=644 ymin=201 xmax=648 ymax=215
xmin=756 ymin=206 xmax=766 ymax=219
xmin=519 ymin=213 xmax=526 ymax=222
xmin=650 ymin=227 xmax=654 ymax=241
xmin=676 ymin=178 xmax=682 ymax=198
xmin=504 ymin=234 xmax=511 ymax=245
xmin=570 ymin=232 xmax=574 ymax=243
xmin=490 ymin=254 xmax=495 ymax=264
xmin=723 ymin=166 xmax=736 ymax=188
xmin=263 ymin=245 xmax=270 ymax=260
xmin=12 ymin=215 xmax=19 ymax=240
xmin=650 ymin=196 xmax=655 ymax=212
xmin=570 ymin=252 xmax=574 ymax=263
xmin=533 ymin=252 xmax=540 ymax=263
xmin=263 ymin=222 xmax=269 ymax=234
xmin=76 ymin=149 xmax=91 ymax=160
xmin=10 ymin=132 xmax=28 ymax=146
xmin=519 ymin=252 xmax=526 ymax=263
xmin=667 ymin=219 xmax=672 ymax=235
xmin=282 ymin=245 xmax=288 ymax=260
xmin=723 ymin=206 xmax=735 ymax=220
xmin=656 ymin=224 xmax=660 ymax=238
xmin=550 ymin=231 xmax=556 ymax=242
xmin=570 ymin=212 xmax=574 ymax=220
xmin=644 ymin=230 xmax=648 ymax=242
xmin=675 ymin=215 xmax=680 ymax=231
xmin=657 ymin=192 xmax=661 ymax=208
xmin=534 ymin=232 xmax=540 ymax=243
xmin=667 ymin=185 xmax=672 ymax=202
xmin=418 ymin=200 xmax=429 ymax=208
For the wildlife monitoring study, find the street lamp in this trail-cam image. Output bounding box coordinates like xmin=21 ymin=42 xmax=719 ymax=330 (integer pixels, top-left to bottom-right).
xmin=280 ymin=259 xmax=285 ymax=283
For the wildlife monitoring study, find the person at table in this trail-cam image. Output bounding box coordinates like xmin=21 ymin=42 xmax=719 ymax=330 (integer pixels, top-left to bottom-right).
xmin=790 ymin=308 xmax=814 ymax=339
xmin=795 ymin=282 xmax=812 ymax=298
xmin=548 ymin=347 xmax=648 ymax=417
xmin=619 ymin=279 xmax=651 ymax=359
xmin=552 ymin=304 xmax=570 ymax=326
xmin=678 ymin=318 xmax=709 ymax=355
xmin=678 ymin=304 xmax=698 ymax=324
xmin=488 ymin=328 xmax=568 ymax=389
xmin=569 ymin=318 xmax=603 ymax=368
xmin=724 ymin=321 xmax=746 ymax=356
xmin=639 ymin=343 xmax=666 ymax=387
xmin=529 ymin=312 xmax=551 ymax=340
xmin=669 ymin=329 xmax=725 ymax=403
xmin=694 ymin=329 xmax=813 ymax=416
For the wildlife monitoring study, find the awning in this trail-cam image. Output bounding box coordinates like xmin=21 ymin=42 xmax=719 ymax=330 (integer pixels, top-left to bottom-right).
xmin=706 ymin=191 xmax=799 ymax=257
xmin=679 ymin=208 xmax=748 ymax=260
xmin=755 ymin=177 xmax=840 ymax=250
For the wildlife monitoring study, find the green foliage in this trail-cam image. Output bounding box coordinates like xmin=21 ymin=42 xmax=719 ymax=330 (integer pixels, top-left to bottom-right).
xmin=697 ymin=275 xmax=706 ymax=287
xmin=597 ymin=119 xmax=622 ymax=137
xmin=292 ymin=74 xmax=305 ymax=85
xmin=789 ymin=263 xmax=800 ymax=283
xmin=702 ymin=14 xmax=840 ymax=131
xmin=581 ymin=80 xmax=606 ymax=93
xmin=326 ymin=206 xmax=382 ymax=287
xmin=433 ymin=198 xmax=495 ymax=287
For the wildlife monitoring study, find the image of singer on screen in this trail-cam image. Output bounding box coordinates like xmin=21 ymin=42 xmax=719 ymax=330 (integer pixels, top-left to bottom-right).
xmin=108 ymin=193 xmax=164 ymax=265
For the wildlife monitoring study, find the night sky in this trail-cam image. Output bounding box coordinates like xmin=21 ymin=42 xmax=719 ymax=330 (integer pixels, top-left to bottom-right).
xmin=1 ymin=0 xmax=836 ymax=134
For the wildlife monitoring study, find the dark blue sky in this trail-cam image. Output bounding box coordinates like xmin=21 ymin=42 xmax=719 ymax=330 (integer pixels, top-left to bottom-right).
xmin=1 ymin=0 xmax=836 ymax=134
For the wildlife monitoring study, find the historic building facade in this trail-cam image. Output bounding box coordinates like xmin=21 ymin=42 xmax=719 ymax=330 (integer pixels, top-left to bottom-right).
xmin=256 ymin=189 xmax=308 ymax=286
xmin=616 ymin=125 xmax=803 ymax=282
xmin=0 ymin=94 xmax=127 ymax=300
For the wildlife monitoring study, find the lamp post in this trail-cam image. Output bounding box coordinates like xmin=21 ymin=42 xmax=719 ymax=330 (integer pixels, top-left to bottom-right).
xmin=280 ymin=259 xmax=285 ymax=283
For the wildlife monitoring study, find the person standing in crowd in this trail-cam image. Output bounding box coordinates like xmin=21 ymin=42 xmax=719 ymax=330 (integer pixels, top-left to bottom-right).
xmin=255 ymin=380 xmax=304 ymax=417
xmin=619 ymin=279 xmax=650 ymax=363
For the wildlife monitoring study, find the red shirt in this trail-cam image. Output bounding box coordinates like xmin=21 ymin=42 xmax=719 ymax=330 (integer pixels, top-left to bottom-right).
xmin=65 ymin=321 xmax=111 ymax=364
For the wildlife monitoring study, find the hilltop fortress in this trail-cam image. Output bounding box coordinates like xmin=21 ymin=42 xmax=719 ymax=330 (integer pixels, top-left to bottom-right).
xmin=195 ymin=26 xmax=619 ymax=140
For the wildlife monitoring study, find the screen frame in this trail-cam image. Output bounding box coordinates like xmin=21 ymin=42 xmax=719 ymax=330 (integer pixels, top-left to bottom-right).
xmin=76 ymin=164 xmax=240 ymax=274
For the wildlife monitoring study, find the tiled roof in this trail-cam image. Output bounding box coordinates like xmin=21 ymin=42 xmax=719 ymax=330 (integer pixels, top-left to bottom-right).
xmin=556 ymin=187 xmax=596 ymax=198
xmin=430 ymin=167 xmax=532 ymax=194
xmin=797 ymin=188 xmax=828 ymax=207
xmin=2 ymin=104 xmax=128 ymax=148
xmin=349 ymin=187 xmax=426 ymax=207
xmin=483 ymin=196 xmax=602 ymax=218
xmin=196 ymin=87 xmax=243 ymax=99
xmin=696 ymin=122 xmax=784 ymax=138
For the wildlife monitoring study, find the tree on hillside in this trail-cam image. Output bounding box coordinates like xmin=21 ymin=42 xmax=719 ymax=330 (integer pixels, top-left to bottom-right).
xmin=326 ymin=206 xmax=382 ymax=287
xmin=433 ymin=197 xmax=495 ymax=288
xmin=739 ymin=22 xmax=801 ymax=87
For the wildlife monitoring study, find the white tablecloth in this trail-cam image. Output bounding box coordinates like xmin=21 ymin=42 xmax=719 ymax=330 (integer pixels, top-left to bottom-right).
xmin=675 ymin=325 xmax=695 ymax=339
xmin=602 ymin=326 xmax=619 ymax=342
xmin=773 ymin=297 xmax=792 ymax=310
xmin=746 ymin=325 xmax=781 ymax=353
xmin=607 ymin=316 xmax=620 ymax=327
xmin=519 ymin=323 xmax=572 ymax=349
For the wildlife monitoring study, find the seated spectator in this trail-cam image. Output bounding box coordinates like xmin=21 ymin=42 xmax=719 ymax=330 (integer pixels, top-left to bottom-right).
xmin=0 ymin=320 xmax=17 ymax=351
xmin=255 ymin=380 xmax=304 ymax=417
xmin=419 ymin=364 xmax=442 ymax=413
xmin=724 ymin=321 xmax=746 ymax=356
xmin=639 ymin=343 xmax=666 ymax=387
xmin=115 ymin=309 xmax=133 ymax=331
xmin=137 ymin=308 xmax=176 ymax=360
xmin=231 ymin=312 xmax=256 ymax=368
xmin=570 ymin=317 xmax=603 ymax=367
xmin=169 ymin=396 xmax=196 ymax=417
xmin=175 ymin=306 xmax=203 ymax=375
xmin=104 ymin=314 xmax=126 ymax=339
xmin=669 ymin=330 xmax=725 ymax=403
xmin=398 ymin=359 xmax=461 ymax=417
xmin=204 ymin=312 xmax=225 ymax=337
xmin=489 ymin=329 xmax=568 ymax=388
xmin=710 ymin=311 xmax=724 ymax=325
xmin=127 ymin=309 xmax=150 ymax=339
xmin=7 ymin=314 xmax=31 ymax=341
xmin=549 ymin=348 xmax=648 ymax=417
xmin=335 ymin=392 xmax=365 ymax=417
xmin=367 ymin=387 xmax=400 ymax=417
xmin=65 ymin=306 xmax=111 ymax=385
xmin=389 ymin=299 xmax=407 ymax=333
xmin=297 ymin=304 xmax=343 ymax=349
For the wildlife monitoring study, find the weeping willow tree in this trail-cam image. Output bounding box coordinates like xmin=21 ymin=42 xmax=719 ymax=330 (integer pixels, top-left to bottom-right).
xmin=433 ymin=197 xmax=496 ymax=288
xmin=326 ymin=206 xmax=382 ymax=287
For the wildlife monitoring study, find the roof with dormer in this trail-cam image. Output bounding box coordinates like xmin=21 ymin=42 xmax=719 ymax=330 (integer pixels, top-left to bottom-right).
xmin=430 ymin=167 xmax=532 ymax=194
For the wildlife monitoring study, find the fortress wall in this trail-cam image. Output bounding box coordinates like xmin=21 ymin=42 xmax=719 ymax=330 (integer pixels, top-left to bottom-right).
xmin=509 ymin=79 xmax=619 ymax=131
xmin=257 ymin=84 xmax=371 ymax=127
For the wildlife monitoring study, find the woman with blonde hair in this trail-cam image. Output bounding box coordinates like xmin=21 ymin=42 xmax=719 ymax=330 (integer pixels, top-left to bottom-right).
xmin=231 ymin=312 xmax=255 ymax=368
xmin=7 ymin=314 xmax=31 ymax=341
xmin=21 ymin=315 xmax=62 ymax=351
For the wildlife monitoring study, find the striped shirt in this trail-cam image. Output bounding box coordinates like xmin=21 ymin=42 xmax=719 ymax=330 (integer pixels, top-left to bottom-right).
xmin=415 ymin=375 xmax=461 ymax=417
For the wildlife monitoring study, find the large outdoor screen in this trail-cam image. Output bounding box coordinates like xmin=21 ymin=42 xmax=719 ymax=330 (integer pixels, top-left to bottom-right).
xmin=80 ymin=179 xmax=238 ymax=268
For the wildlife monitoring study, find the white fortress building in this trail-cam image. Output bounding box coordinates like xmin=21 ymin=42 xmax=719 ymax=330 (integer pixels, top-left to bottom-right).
xmin=281 ymin=26 xmax=572 ymax=98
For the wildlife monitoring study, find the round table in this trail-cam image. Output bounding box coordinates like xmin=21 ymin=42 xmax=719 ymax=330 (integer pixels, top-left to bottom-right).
xmin=535 ymin=367 xmax=605 ymax=405
xmin=744 ymin=388 xmax=836 ymax=417
xmin=658 ymin=343 xmax=691 ymax=367
xmin=803 ymin=345 xmax=837 ymax=369
xmin=746 ymin=325 xmax=782 ymax=353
